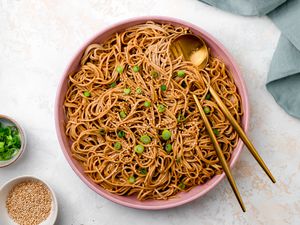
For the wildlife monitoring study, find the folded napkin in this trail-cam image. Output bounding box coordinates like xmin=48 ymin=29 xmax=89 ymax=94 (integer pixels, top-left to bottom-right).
xmin=200 ymin=0 xmax=300 ymax=118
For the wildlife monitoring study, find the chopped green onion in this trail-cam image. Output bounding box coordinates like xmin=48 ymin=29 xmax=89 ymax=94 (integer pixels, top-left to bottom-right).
xmin=140 ymin=135 xmax=151 ymax=144
xmin=119 ymin=111 xmax=127 ymax=119
xmin=139 ymin=168 xmax=147 ymax=175
xmin=213 ymin=128 xmax=220 ymax=136
xmin=177 ymin=70 xmax=185 ymax=77
xmin=136 ymin=87 xmax=142 ymax=94
xmin=144 ymin=101 xmax=151 ymax=108
xmin=0 ymin=142 xmax=4 ymax=150
xmin=114 ymin=142 xmax=122 ymax=150
xmin=134 ymin=145 xmax=144 ymax=154
xmin=160 ymin=84 xmax=167 ymax=92
xmin=157 ymin=104 xmax=166 ymax=113
xmin=151 ymin=71 xmax=159 ymax=78
xmin=117 ymin=130 xmax=125 ymax=138
xmin=177 ymin=114 xmax=181 ymax=122
xmin=176 ymin=157 xmax=181 ymax=163
xmin=161 ymin=129 xmax=172 ymax=141
xmin=177 ymin=114 xmax=186 ymax=123
xmin=128 ymin=175 xmax=136 ymax=184
xmin=132 ymin=65 xmax=140 ymax=72
xmin=110 ymin=82 xmax=117 ymax=88
xmin=116 ymin=65 xmax=123 ymax=74
xmin=203 ymin=106 xmax=210 ymax=114
xmin=99 ymin=128 xmax=106 ymax=135
xmin=165 ymin=143 xmax=172 ymax=153
xmin=205 ymin=93 xmax=211 ymax=100
xmin=124 ymin=88 xmax=131 ymax=95
xmin=83 ymin=91 xmax=90 ymax=97
xmin=178 ymin=182 xmax=186 ymax=190
xmin=6 ymin=135 xmax=12 ymax=142
xmin=0 ymin=122 xmax=21 ymax=161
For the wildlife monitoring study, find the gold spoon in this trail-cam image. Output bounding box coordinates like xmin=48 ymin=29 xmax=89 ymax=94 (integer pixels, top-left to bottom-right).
xmin=170 ymin=34 xmax=276 ymax=211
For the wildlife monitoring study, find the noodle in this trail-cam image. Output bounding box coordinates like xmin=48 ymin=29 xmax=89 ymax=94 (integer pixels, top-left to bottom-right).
xmin=64 ymin=21 xmax=242 ymax=200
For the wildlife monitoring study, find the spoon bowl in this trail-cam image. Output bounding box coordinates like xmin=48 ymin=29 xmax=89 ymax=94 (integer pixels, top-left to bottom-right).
xmin=170 ymin=34 xmax=209 ymax=69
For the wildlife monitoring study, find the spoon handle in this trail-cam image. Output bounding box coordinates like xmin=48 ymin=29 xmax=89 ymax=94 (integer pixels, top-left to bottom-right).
xmin=193 ymin=95 xmax=246 ymax=212
xmin=209 ymin=86 xmax=276 ymax=183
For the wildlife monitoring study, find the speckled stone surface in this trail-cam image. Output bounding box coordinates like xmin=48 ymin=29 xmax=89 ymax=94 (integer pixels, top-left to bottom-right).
xmin=0 ymin=0 xmax=299 ymax=224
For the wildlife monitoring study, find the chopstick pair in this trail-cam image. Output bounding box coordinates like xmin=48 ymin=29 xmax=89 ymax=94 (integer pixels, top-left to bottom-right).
xmin=193 ymin=86 xmax=276 ymax=212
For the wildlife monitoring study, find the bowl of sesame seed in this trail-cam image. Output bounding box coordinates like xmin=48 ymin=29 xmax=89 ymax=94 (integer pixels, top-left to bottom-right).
xmin=0 ymin=176 xmax=58 ymax=225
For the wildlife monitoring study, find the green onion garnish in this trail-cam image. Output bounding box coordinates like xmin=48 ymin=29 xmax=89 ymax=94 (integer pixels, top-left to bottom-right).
xmin=128 ymin=175 xmax=136 ymax=184
xmin=161 ymin=129 xmax=172 ymax=141
xmin=177 ymin=114 xmax=186 ymax=123
xmin=116 ymin=65 xmax=123 ymax=74
xmin=203 ymin=106 xmax=210 ymax=114
xmin=124 ymin=88 xmax=131 ymax=95
xmin=165 ymin=143 xmax=172 ymax=153
xmin=136 ymin=87 xmax=142 ymax=94
xmin=140 ymin=135 xmax=151 ymax=144
xmin=205 ymin=93 xmax=211 ymax=100
xmin=83 ymin=91 xmax=90 ymax=97
xmin=151 ymin=71 xmax=159 ymax=78
xmin=119 ymin=111 xmax=127 ymax=119
xmin=213 ymin=128 xmax=220 ymax=136
xmin=114 ymin=142 xmax=122 ymax=150
xmin=139 ymin=168 xmax=147 ymax=175
xmin=99 ymin=128 xmax=106 ymax=135
xmin=134 ymin=145 xmax=144 ymax=154
xmin=132 ymin=65 xmax=140 ymax=72
xmin=157 ymin=104 xmax=166 ymax=113
xmin=110 ymin=82 xmax=117 ymax=88
xmin=117 ymin=130 xmax=125 ymax=138
xmin=178 ymin=182 xmax=186 ymax=190
xmin=160 ymin=84 xmax=167 ymax=92
xmin=144 ymin=101 xmax=151 ymax=108
xmin=177 ymin=70 xmax=185 ymax=77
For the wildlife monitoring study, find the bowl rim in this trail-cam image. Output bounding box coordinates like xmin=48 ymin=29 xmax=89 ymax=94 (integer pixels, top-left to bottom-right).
xmin=0 ymin=114 xmax=26 ymax=168
xmin=0 ymin=175 xmax=58 ymax=225
xmin=54 ymin=16 xmax=250 ymax=210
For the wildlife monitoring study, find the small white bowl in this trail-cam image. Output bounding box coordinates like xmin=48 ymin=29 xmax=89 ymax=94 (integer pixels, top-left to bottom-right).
xmin=0 ymin=176 xmax=58 ymax=225
xmin=0 ymin=115 xmax=26 ymax=168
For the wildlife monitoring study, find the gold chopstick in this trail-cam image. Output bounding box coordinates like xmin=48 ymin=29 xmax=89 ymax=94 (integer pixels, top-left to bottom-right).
xmin=193 ymin=95 xmax=246 ymax=212
xmin=208 ymin=87 xmax=276 ymax=183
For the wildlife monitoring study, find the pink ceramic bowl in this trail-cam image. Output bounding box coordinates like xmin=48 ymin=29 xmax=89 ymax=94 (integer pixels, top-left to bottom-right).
xmin=55 ymin=16 xmax=249 ymax=210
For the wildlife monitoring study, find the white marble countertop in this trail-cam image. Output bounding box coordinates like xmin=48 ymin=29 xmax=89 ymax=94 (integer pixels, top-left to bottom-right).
xmin=1 ymin=0 xmax=300 ymax=224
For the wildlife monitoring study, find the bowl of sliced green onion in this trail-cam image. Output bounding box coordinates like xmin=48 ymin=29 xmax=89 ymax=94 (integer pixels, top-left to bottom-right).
xmin=0 ymin=115 xmax=26 ymax=168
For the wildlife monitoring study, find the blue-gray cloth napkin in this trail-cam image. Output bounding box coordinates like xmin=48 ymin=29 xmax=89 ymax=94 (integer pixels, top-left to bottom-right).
xmin=200 ymin=0 xmax=300 ymax=118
